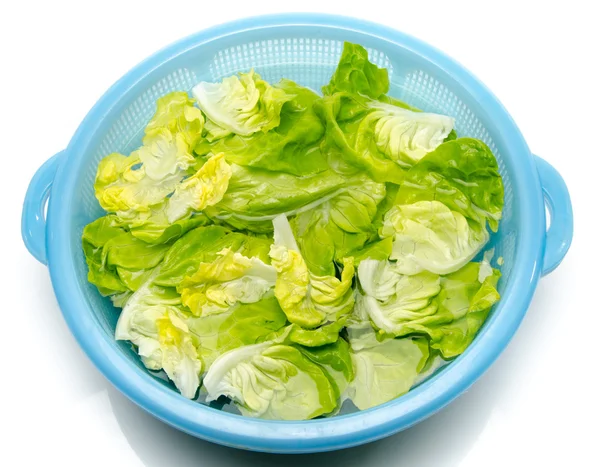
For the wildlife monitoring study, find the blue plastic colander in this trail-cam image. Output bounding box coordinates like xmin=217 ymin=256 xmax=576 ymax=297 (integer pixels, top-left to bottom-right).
xmin=21 ymin=14 xmax=573 ymax=453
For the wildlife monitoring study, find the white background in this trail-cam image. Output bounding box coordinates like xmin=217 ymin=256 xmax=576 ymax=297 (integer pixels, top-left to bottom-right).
xmin=2 ymin=1 xmax=597 ymax=465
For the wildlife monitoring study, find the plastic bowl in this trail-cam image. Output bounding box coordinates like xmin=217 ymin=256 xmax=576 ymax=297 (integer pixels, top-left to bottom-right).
xmin=21 ymin=13 xmax=573 ymax=453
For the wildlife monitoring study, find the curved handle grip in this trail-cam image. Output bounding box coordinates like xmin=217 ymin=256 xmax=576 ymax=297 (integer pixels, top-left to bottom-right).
xmin=534 ymin=156 xmax=573 ymax=276
xmin=21 ymin=152 xmax=64 ymax=265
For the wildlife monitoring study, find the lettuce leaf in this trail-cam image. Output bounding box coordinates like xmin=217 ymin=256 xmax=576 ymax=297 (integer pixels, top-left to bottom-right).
xmin=381 ymin=200 xmax=489 ymax=275
xmin=315 ymin=93 xmax=454 ymax=183
xmin=357 ymin=260 xmax=501 ymax=358
xmin=195 ymin=80 xmax=328 ymax=176
xmin=94 ymin=91 xmax=230 ymax=243
xmin=204 ymin=164 xmax=349 ymax=232
xmin=291 ymin=174 xmax=386 ymax=276
xmin=344 ymin=303 xmax=430 ymax=410
xmin=344 ymin=237 xmax=393 ymax=265
xmin=296 ymin=338 xmax=354 ymax=397
xmin=82 ymin=216 xmax=170 ymax=298
xmin=154 ymin=225 xmax=272 ymax=287
xmin=315 ymin=93 xmax=406 ymax=184
xmin=178 ymin=247 xmax=276 ymax=316
xmin=287 ymin=319 xmax=347 ymax=347
xmin=363 ymin=101 xmax=454 ymax=167
xmin=348 ymin=336 xmax=429 ymax=410
xmin=188 ymin=296 xmax=287 ymax=369
xmin=318 ymin=44 xmax=454 ymax=179
xmin=145 ymin=91 xmax=205 ymax=148
xmin=380 ymin=138 xmax=504 ymax=274
xmin=394 ymin=137 xmax=504 ymax=232
xmin=192 ymin=70 xmax=294 ymax=136
xmin=323 ymin=42 xmax=389 ymax=99
xmin=203 ymin=342 xmax=338 ymax=420
xmin=269 ymin=215 xmax=355 ymax=329
xmin=115 ymin=275 xmax=201 ymax=399
xmin=163 ymin=152 xmax=232 ymax=223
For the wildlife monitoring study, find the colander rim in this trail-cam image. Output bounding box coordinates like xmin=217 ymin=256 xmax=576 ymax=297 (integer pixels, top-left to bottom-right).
xmin=46 ymin=13 xmax=545 ymax=453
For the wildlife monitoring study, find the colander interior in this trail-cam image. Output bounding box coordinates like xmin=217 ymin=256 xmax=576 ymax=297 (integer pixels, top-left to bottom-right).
xmin=70 ymin=24 xmax=517 ymax=413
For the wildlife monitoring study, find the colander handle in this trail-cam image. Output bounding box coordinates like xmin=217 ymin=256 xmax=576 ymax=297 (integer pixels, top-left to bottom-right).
xmin=21 ymin=152 xmax=64 ymax=265
xmin=534 ymin=156 xmax=573 ymax=276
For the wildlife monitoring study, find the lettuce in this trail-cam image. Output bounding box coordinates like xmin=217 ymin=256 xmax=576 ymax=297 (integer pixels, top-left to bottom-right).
xmin=393 ymin=137 xmax=504 ymax=232
xmin=178 ymin=248 xmax=276 ymax=316
xmin=195 ymin=80 xmax=328 ymax=176
xmin=188 ymin=296 xmax=287 ymax=369
xmin=291 ymin=174 xmax=386 ymax=276
xmin=380 ymin=138 xmax=504 ymax=274
xmin=323 ymin=42 xmax=389 ymax=99
xmin=164 ymin=153 xmax=232 ymax=223
xmin=269 ymin=215 xmax=355 ymax=329
xmin=348 ymin=336 xmax=429 ymax=410
xmin=203 ymin=342 xmax=338 ymax=420
xmin=93 ymin=91 xmax=231 ymax=243
xmin=364 ymin=101 xmax=454 ymax=167
xmin=204 ymin=164 xmax=349 ymax=232
xmin=345 ymin=237 xmax=393 ymax=265
xmin=344 ymin=301 xmax=430 ymax=409
xmin=154 ymin=226 xmax=272 ymax=287
xmin=115 ymin=275 xmax=201 ymax=399
xmin=192 ymin=70 xmax=294 ymax=136
xmin=82 ymin=216 xmax=170 ymax=298
xmin=316 ymin=92 xmax=455 ymax=183
xmin=317 ymin=43 xmax=455 ymax=181
xmin=287 ymin=319 xmax=347 ymax=347
xmin=297 ymin=337 xmax=354 ymax=397
xmin=145 ymin=91 xmax=205 ymax=148
xmin=82 ymin=41 xmax=506 ymax=418
xmin=357 ymin=260 xmax=501 ymax=358
xmin=315 ymin=93 xmax=407 ymax=184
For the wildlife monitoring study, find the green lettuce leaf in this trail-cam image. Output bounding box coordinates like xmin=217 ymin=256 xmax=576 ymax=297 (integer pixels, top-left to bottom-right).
xmin=204 ymin=164 xmax=349 ymax=232
xmin=315 ymin=93 xmax=406 ymax=184
xmin=94 ymin=89 xmax=230 ymax=244
xmin=154 ymin=225 xmax=272 ymax=287
xmin=178 ymin=247 xmax=276 ymax=316
xmin=287 ymin=318 xmax=347 ymax=347
xmin=269 ymin=215 xmax=355 ymax=329
xmin=344 ymin=237 xmax=393 ymax=265
xmin=427 ymin=262 xmax=501 ymax=358
xmin=318 ymin=44 xmax=454 ymax=179
xmin=115 ymin=274 xmax=201 ymax=399
xmin=380 ymin=138 xmax=504 ymax=274
xmin=381 ymin=200 xmax=489 ymax=275
xmin=357 ymin=259 xmax=501 ymax=358
xmin=113 ymin=152 xmax=231 ymax=243
xmin=126 ymin=215 xmax=210 ymax=245
xmin=145 ymin=91 xmax=205 ymax=148
xmin=315 ymin=92 xmax=454 ymax=183
xmin=348 ymin=336 xmax=429 ymax=410
xmin=163 ymin=152 xmax=232 ymax=223
xmin=94 ymin=146 xmax=182 ymax=217
xmin=296 ymin=338 xmax=354 ymax=397
xmin=82 ymin=216 xmax=170 ymax=298
xmin=195 ymin=80 xmax=328 ymax=176
xmin=291 ymin=174 xmax=386 ymax=276
xmin=344 ymin=302 xmax=429 ymax=409
xmin=360 ymin=101 xmax=454 ymax=167
xmin=323 ymin=42 xmax=389 ymax=99
xmin=203 ymin=342 xmax=338 ymax=420
xmin=415 ymin=349 xmax=450 ymax=385
xmin=192 ymin=70 xmax=294 ymax=136
xmin=187 ymin=296 xmax=287 ymax=369
xmin=394 ymin=137 xmax=504 ymax=231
